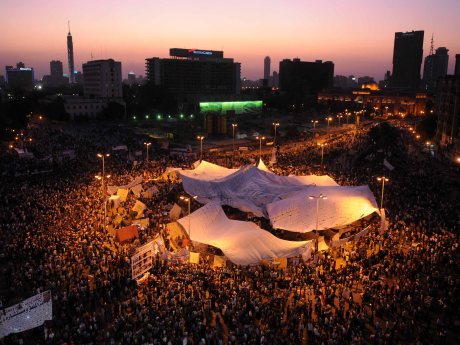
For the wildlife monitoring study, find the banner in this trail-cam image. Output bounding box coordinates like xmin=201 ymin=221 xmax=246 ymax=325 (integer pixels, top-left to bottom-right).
xmin=0 ymin=291 xmax=52 ymax=338
xmin=383 ymin=159 xmax=394 ymax=171
xmin=131 ymin=241 xmax=155 ymax=280
xmin=213 ymin=255 xmax=226 ymax=268
xmin=189 ymin=252 xmax=200 ymax=264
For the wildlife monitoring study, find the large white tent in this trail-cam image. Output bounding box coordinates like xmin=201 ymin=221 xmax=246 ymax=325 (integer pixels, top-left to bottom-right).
xmin=267 ymin=186 xmax=379 ymax=232
xmin=179 ymin=161 xmax=337 ymax=217
xmin=177 ymin=203 xmax=312 ymax=265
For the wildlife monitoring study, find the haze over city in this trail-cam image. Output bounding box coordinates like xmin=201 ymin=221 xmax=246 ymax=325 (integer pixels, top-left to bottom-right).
xmin=2 ymin=0 xmax=460 ymax=80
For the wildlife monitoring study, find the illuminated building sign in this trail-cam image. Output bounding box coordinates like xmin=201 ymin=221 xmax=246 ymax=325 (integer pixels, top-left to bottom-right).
xmin=189 ymin=49 xmax=213 ymax=56
xmin=200 ymin=101 xmax=263 ymax=115
xmin=170 ymin=48 xmax=224 ymax=59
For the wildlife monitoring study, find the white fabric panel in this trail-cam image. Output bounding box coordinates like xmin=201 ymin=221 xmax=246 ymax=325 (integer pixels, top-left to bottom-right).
xmin=177 ymin=203 xmax=312 ymax=266
xmin=179 ymin=160 xmax=238 ymax=181
xmin=267 ymin=186 xmax=379 ymax=232
xmin=179 ymin=163 xmax=338 ymax=217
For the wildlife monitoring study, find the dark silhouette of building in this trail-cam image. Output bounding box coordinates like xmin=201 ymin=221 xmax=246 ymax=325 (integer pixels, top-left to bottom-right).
xmin=264 ymin=56 xmax=271 ymax=86
xmin=67 ymin=22 xmax=75 ymax=84
xmin=82 ymin=59 xmax=123 ymax=100
xmin=43 ymin=60 xmax=69 ymax=87
xmin=5 ymin=62 xmax=34 ymax=91
xmin=145 ymin=48 xmax=241 ymax=103
xmin=279 ymin=58 xmax=334 ymax=108
xmin=455 ymin=54 xmax=460 ymax=76
xmin=318 ymin=88 xmax=427 ymax=117
xmin=391 ymin=30 xmax=424 ymax=90
xmin=435 ymin=75 xmax=460 ymax=159
xmin=423 ymin=47 xmax=449 ymax=92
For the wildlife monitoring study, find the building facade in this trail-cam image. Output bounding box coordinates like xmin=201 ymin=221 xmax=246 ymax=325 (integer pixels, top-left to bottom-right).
xmin=391 ymin=30 xmax=424 ymax=90
xmin=5 ymin=62 xmax=34 ymax=91
xmin=455 ymin=54 xmax=460 ymax=77
xmin=82 ymin=59 xmax=123 ymax=100
xmin=264 ymin=56 xmax=271 ymax=84
xmin=279 ymin=58 xmax=334 ymax=108
xmin=145 ymin=48 xmax=241 ymax=103
xmin=43 ymin=60 xmax=69 ymax=87
xmin=318 ymin=88 xmax=427 ymax=117
xmin=423 ymin=47 xmax=449 ymax=92
xmin=435 ymin=76 xmax=460 ymax=160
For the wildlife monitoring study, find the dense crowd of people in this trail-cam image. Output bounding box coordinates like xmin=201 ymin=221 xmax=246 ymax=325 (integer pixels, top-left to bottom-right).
xmin=0 ymin=119 xmax=459 ymax=344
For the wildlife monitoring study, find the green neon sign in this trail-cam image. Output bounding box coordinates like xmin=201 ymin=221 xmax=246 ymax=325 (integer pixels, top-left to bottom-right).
xmin=199 ymin=101 xmax=262 ymax=115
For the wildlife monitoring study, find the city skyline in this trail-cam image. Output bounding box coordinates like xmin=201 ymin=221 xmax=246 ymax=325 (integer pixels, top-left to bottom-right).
xmin=1 ymin=0 xmax=460 ymax=81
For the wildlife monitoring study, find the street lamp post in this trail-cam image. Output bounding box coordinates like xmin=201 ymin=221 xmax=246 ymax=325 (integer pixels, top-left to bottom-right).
xmin=376 ymin=176 xmax=389 ymax=211
xmin=318 ymin=143 xmax=327 ymax=171
xmin=308 ymin=194 xmax=327 ymax=252
xmin=272 ymin=122 xmax=280 ymax=145
xmin=96 ymin=174 xmax=111 ymax=232
xmin=326 ymin=117 xmax=332 ymax=135
xmin=232 ymin=123 xmax=238 ymax=152
xmin=311 ymin=120 xmax=318 ymax=129
xmin=97 ymin=153 xmax=110 ymax=193
xmin=144 ymin=142 xmax=151 ymax=162
xmin=346 ymin=112 xmax=350 ymax=124
xmin=337 ymin=115 xmax=343 ymax=127
xmin=197 ymin=136 xmax=205 ymax=161
xmin=180 ymin=195 xmax=198 ymax=242
xmin=256 ymin=136 xmax=265 ymax=160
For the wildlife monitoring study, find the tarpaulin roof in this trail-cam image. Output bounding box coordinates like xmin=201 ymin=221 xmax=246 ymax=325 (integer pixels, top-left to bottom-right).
xmin=267 ymin=186 xmax=379 ymax=232
xmin=179 ymin=162 xmax=338 ymax=217
xmin=177 ymin=202 xmax=312 ymax=266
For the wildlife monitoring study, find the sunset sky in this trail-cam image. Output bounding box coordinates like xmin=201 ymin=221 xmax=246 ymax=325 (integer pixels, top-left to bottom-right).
xmin=1 ymin=0 xmax=459 ymax=81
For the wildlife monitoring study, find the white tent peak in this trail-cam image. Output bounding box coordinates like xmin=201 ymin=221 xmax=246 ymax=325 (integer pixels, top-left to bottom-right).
xmin=257 ymin=158 xmax=271 ymax=172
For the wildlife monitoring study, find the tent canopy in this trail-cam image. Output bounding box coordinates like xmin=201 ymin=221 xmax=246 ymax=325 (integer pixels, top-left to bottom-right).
xmin=267 ymin=185 xmax=379 ymax=232
xmin=177 ymin=202 xmax=312 ymax=266
xmin=179 ymin=162 xmax=338 ymax=217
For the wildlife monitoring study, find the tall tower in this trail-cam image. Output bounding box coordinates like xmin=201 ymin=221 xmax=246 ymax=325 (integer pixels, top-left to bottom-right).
xmin=67 ymin=21 xmax=75 ymax=84
xmin=391 ymin=30 xmax=424 ymax=90
xmin=264 ymin=56 xmax=271 ymax=81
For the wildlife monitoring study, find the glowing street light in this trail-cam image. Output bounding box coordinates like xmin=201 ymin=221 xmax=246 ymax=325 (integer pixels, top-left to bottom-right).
xmin=345 ymin=112 xmax=351 ymax=124
xmin=318 ymin=142 xmax=327 ymax=170
xmin=197 ymin=136 xmax=205 ymax=161
xmin=325 ymin=117 xmax=332 ymax=134
xmin=337 ymin=114 xmax=343 ymax=127
xmin=232 ymin=123 xmax=238 ymax=152
xmin=376 ymin=176 xmax=389 ymax=211
xmin=272 ymin=122 xmax=280 ymax=145
xmin=97 ymin=153 xmax=110 ymax=192
xmin=180 ymin=195 xmax=198 ymax=240
xmin=308 ymin=193 xmax=327 ymax=252
xmin=311 ymin=120 xmax=319 ymax=129
xmin=144 ymin=142 xmax=151 ymax=162
xmin=256 ymin=136 xmax=266 ymax=159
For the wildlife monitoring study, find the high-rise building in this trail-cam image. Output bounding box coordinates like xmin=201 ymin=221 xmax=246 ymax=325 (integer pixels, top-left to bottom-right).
xmin=264 ymin=56 xmax=271 ymax=83
xmin=435 ymin=75 xmax=460 ymax=159
xmin=43 ymin=60 xmax=69 ymax=87
xmin=67 ymin=23 xmax=75 ymax=84
xmin=5 ymin=62 xmax=34 ymax=91
xmin=391 ymin=30 xmax=424 ymax=90
xmin=50 ymin=60 xmax=63 ymax=79
xmin=279 ymin=58 xmax=334 ymax=107
xmin=455 ymin=54 xmax=460 ymax=76
xmin=272 ymin=71 xmax=279 ymax=88
xmin=82 ymin=59 xmax=123 ymax=100
xmin=146 ymin=48 xmax=241 ymax=102
xmin=423 ymin=47 xmax=449 ymax=92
